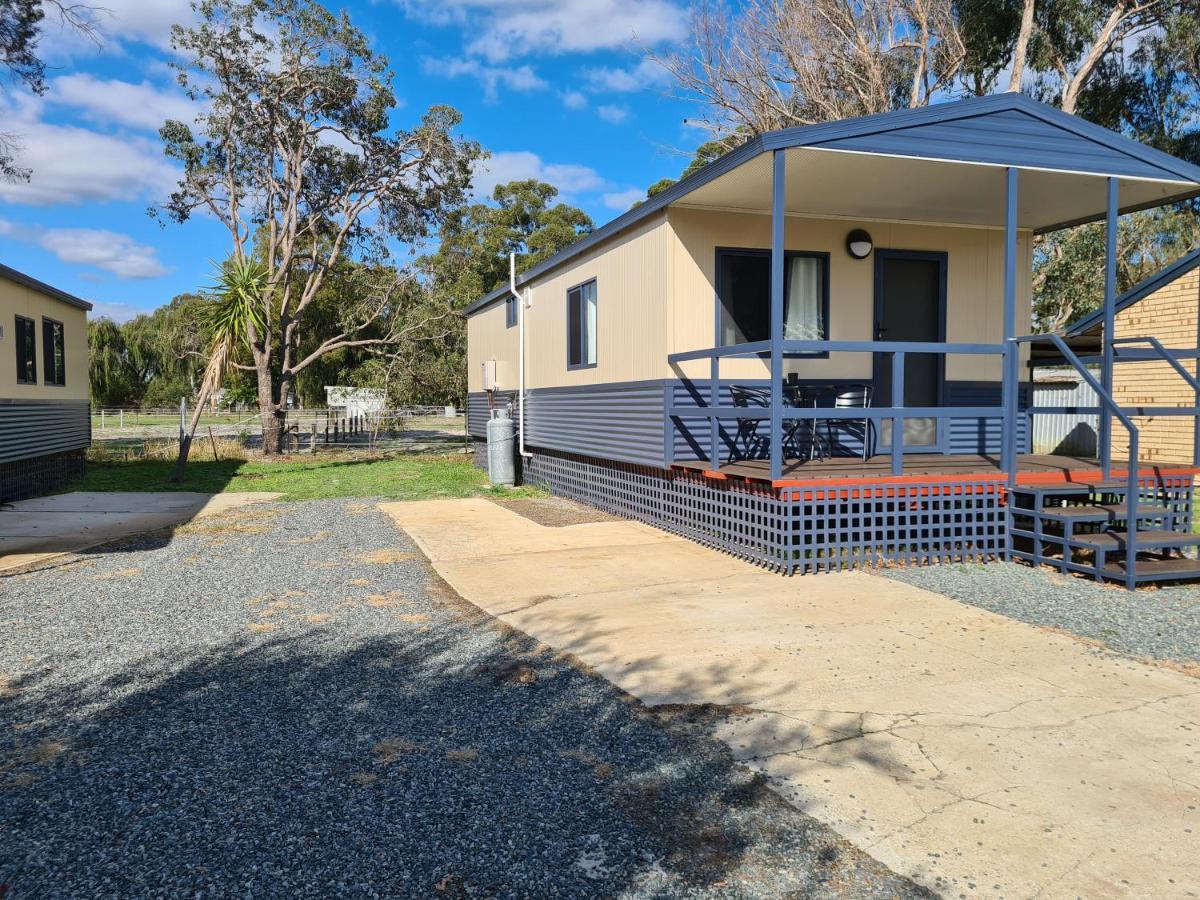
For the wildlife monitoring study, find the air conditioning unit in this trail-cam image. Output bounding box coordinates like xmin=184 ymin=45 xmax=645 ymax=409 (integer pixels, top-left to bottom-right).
xmin=482 ymin=359 xmax=499 ymax=391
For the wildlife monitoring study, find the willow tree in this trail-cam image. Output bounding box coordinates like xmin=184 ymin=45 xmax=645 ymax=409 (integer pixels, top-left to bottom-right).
xmin=156 ymin=0 xmax=479 ymax=452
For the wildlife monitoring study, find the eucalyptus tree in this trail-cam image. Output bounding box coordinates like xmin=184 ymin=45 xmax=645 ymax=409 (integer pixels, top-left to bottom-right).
xmin=156 ymin=0 xmax=480 ymax=453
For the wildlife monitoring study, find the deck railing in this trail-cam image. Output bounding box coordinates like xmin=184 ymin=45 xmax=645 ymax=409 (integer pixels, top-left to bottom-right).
xmin=666 ymin=339 xmax=1010 ymax=477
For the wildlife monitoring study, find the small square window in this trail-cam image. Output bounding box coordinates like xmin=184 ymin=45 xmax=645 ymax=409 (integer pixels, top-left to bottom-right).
xmin=567 ymin=279 xmax=597 ymax=369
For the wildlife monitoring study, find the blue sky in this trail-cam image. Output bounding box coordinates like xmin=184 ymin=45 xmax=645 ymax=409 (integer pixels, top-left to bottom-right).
xmin=0 ymin=0 xmax=701 ymax=322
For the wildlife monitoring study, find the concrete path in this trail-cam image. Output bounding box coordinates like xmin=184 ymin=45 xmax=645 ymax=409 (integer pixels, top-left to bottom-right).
xmin=0 ymin=491 xmax=280 ymax=571
xmin=383 ymin=497 xmax=1200 ymax=900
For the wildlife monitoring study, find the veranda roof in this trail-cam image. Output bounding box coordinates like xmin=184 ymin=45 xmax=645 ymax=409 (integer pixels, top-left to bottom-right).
xmin=467 ymin=93 xmax=1200 ymax=315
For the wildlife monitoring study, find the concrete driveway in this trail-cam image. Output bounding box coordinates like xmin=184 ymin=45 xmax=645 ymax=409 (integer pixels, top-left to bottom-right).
xmin=0 ymin=491 xmax=279 ymax=571
xmin=384 ymin=497 xmax=1200 ymax=899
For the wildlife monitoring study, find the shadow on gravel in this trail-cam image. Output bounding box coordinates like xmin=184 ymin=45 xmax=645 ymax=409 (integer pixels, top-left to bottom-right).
xmin=0 ymin=624 xmax=931 ymax=897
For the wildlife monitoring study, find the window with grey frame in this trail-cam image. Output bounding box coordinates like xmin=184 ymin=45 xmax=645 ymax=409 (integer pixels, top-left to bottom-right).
xmin=42 ymin=317 xmax=66 ymax=386
xmin=567 ymin=279 xmax=597 ymax=369
xmin=717 ymin=249 xmax=828 ymax=352
xmin=15 ymin=315 xmax=36 ymax=384
xmin=505 ymin=295 xmax=517 ymax=328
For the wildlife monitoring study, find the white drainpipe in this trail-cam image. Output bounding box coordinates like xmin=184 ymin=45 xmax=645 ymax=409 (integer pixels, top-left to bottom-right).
xmin=512 ymin=252 xmax=532 ymax=458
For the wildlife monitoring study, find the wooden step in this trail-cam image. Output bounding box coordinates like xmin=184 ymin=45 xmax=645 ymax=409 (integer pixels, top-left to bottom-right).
xmin=1032 ymin=504 xmax=1170 ymax=522
xmin=1101 ymin=556 xmax=1200 ymax=581
xmin=1010 ymin=481 xmax=1132 ymax=496
xmin=1071 ymin=530 xmax=1200 ymax=550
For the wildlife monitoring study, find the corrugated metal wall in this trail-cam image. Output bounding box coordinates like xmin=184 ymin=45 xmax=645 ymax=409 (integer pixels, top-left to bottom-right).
xmin=467 ymin=383 xmax=668 ymax=467
xmin=470 ymin=378 xmax=1032 ymax=466
xmin=1029 ymin=369 xmax=1099 ymax=456
xmin=0 ymin=399 xmax=91 ymax=463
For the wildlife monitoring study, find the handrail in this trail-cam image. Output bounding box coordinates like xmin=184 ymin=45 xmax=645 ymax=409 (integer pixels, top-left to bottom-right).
xmin=666 ymin=338 xmax=1010 ymax=477
xmin=1111 ymin=335 xmax=1200 ymax=467
xmin=1014 ymin=332 xmax=1141 ymax=589
xmin=667 ymin=339 xmax=1003 ymax=364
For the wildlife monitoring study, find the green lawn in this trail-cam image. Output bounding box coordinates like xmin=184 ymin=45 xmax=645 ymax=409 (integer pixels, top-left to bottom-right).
xmin=62 ymin=453 xmax=543 ymax=502
xmin=93 ymin=414 xmax=252 ymax=428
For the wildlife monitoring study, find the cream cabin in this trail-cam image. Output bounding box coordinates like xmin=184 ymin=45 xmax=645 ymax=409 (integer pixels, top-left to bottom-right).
xmin=0 ymin=263 xmax=91 ymax=500
xmin=466 ymin=94 xmax=1200 ymax=588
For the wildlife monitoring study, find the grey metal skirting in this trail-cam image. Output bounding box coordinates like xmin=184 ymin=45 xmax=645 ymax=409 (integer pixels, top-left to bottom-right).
xmin=0 ymin=399 xmax=91 ymax=464
xmin=469 ymin=378 xmax=1029 ymax=467
xmin=467 ymin=382 xmax=668 ymax=466
xmin=522 ymin=447 xmax=1006 ymax=574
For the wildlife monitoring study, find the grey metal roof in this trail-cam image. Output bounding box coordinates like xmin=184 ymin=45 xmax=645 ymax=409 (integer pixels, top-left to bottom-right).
xmin=0 ymin=263 xmax=93 ymax=312
xmin=466 ymin=93 xmax=1200 ymax=317
xmin=1065 ymin=246 xmax=1200 ymax=337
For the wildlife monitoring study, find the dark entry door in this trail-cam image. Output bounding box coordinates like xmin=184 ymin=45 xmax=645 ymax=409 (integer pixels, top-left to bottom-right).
xmin=874 ymin=250 xmax=946 ymax=450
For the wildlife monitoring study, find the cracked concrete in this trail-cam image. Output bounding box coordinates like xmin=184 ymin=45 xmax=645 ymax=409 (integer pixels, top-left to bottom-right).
xmin=383 ymin=497 xmax=1200 ymax=899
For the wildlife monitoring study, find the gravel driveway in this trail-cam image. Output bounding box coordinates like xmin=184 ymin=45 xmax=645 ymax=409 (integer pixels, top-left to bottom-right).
xmin=882 ymin=560 xmax=1200 ymax=668
xmin=0 ymin=499 xmax=928 ymax=898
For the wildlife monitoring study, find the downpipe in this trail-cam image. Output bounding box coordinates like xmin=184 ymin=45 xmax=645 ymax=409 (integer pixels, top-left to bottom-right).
xmin=512 ymin=252 xmax=532 ymax=459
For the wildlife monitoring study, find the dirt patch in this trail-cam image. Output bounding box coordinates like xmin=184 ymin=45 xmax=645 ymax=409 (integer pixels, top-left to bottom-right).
xmin=356 ymin=549 xmax=415 ymax=564
xmin=490 ymin=496 xmax=619 ymax=528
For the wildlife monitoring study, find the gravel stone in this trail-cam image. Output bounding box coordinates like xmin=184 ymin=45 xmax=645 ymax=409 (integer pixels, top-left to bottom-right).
xmin=881 ymin=560 xmax=1200 ymax=666
xmin=0 ymin=499 xmax=930 ymax=898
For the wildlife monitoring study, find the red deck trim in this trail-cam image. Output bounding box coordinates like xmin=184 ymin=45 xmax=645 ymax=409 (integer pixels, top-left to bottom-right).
xmin=671 ymin=462 xmax=1200 ymax=490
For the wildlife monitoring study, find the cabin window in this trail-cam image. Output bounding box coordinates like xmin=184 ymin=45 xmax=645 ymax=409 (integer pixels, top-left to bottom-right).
xmin=42 ymin=317 xmax=66 ymax=386
xmin=505 ymin=295 xmax=517 ymax=328
xmin=717 ymin=249 xmax=828 ymax=352
xmin=567 ymin=279 xmax=597 ymax=369
xmin=15 ymin=315 xmax=36 ymax=384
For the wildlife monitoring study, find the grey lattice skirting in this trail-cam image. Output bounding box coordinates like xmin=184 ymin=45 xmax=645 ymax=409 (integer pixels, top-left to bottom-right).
xmin=0 ymin=449 xmax=86 ymax=503
xmin=521 ymin=448 xmax=1007 ymax=574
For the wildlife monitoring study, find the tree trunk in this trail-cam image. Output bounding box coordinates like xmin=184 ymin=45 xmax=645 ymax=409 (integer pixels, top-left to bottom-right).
xmin=255 ymin=354 xmax=288 ymax=455
xmin=1008 ymin=0 xmax=1036 ymax=93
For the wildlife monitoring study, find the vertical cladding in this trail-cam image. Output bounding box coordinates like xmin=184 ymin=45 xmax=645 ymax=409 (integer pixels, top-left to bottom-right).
xmin=523 ymin=448 xmax=1006 ymax=574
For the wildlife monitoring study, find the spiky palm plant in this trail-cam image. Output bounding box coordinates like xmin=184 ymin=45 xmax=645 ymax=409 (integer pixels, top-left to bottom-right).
xmin=171 ymin=257 xmax=269 ymax=482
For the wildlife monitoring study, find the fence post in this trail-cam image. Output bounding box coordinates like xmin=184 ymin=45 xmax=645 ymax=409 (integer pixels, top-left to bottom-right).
xmin=310 ymin=423 xmax=318 ymax=454
xmin=100 ymin=409 xmax=105 ymax=430
xmin=891 ymin=351 xmax=905 ymax=476
xmin=119 ymin=409 xmax=124 ymax=428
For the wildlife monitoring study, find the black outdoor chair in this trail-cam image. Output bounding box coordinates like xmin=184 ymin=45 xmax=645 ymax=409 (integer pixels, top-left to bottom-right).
xmin=822 ymin=384 xmax=874 ymax=461
xmin=730 ymin=385 xmax=771 ymax=459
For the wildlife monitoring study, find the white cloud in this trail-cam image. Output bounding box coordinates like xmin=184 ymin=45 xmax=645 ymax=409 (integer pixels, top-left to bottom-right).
xmin=48 ymin=74 xmax=201 ymax=132
xmin=0 ymin=97 xmax=178 ymax=206
xmin=422 ymin=57 xmax=548 ymax=101
xmin=581 ymin=58 xmax=669 ymax=93
xmin=90 ymin=301 xmax=144 ymax=323
xmin=0 ymin=218 xmax=171 ymax=280
xmin=602 ymin=188 xmax=644 ymax=210
xmin=561 ymin=90 xmax=588 ymax=110
xmin=596 ymin=103 xmax=631 ymax=124
xmin=473 ymin=151 xmax=607 ymax=199
xmin=401 ymin=0 xmax=687 ymax=63
xmin=38 ymin=229 xmax=171 ymax=279
xmin=38 ymin=0 xmax=196 ymax=57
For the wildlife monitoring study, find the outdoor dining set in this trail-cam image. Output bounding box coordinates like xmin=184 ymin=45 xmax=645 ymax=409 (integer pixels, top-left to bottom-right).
xmin=730 ymin=379 xmax=874 ymax=462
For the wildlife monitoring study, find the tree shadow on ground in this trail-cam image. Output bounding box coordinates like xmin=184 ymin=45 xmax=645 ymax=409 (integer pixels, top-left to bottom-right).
xmin=0 ymin=619 xmax=932 ymax=897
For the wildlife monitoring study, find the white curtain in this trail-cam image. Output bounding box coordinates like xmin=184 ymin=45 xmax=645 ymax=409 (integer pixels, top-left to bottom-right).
xmin=783 ymin=256 xmax=823 ymax=340
xmin=583 ymin=281 xmax=597 ymax=365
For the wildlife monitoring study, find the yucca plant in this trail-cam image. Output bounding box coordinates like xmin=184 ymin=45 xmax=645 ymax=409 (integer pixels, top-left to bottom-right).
xmin=171 ymin=257 xmax=269 ymax=482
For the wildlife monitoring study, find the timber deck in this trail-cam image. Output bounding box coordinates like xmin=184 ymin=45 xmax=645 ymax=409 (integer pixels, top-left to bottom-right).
xmin=671 ymin=453 xmax=1200 ymax=488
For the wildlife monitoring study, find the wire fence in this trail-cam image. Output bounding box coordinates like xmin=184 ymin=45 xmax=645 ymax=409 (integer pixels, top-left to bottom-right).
xmin=90 ymin=404 xmax=470 ymax=459
xmin=92 ymin=405 xmax=463 ymax=429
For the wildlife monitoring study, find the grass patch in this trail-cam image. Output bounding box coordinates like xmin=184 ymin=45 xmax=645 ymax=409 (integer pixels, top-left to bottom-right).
xmin=61 ymin=453 xmax=545 ymax=503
